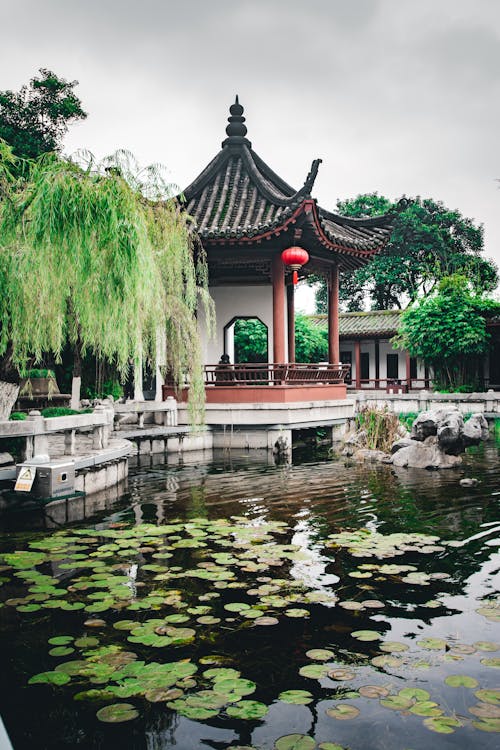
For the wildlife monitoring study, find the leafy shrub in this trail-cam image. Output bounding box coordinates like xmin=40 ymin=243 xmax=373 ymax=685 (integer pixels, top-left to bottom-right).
xmin=9 ymin=411 xmax=27 ymax=421
xmin=398 ymin=412 xmax=417 ymax=432
xmin=41 ymin=407 xmax=93 ymax=418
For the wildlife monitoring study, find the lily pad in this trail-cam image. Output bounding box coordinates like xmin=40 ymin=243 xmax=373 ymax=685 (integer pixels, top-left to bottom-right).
xmin=380 ymin=695 xmax=414 ymax=711
xmin=409 ymin=701 xmax=443 ymax=717
xmin=474 ymin=641 xmax=499 ymax=652
xmin=284 ymin=608 xmax=310 ymax=618
xmin=379 ymin=641 xmax=409 ymax=653
xmin=28 ymin=671 xmax=71 ymax=686
xmin=278 ymin=690 xmax=314 ymax=705
xmin=417 ymin=638 xmax=447 ymax=651
xmin=326 ymin=704 xmax=360 ymax=720
xmin=358 ymin=685 xmax=389 ymax=698
xmin=49 ymin=646 xmax=75 ymax=657
xmin=423 ymin=716 xmax=463 ymax=734
xmin=305 ymin=649 xmax=334 ymax=662
xmin=254 ymin=616 xmax=279 ymax=626
xmin=468 ymin=703 xmax=500 ymax=719
xmin=471 ymin=718 xmax=500 ymax=732
xmin=299 ymin=664 xmax=330 ymax=679
xmin=96 ymin=703 xmax=139 ymax=723
xmin=226 ymin=700 xmax=268 ymax=720
xmin=351 ymin=630 xmax=381 ymax=642
xmin=475 ymin=689 xmax=500 ymax=706
xmin=327 ymin=669 xmax=355 ymax=681
xmin=481 ymin=658 xmax=500 ymax=668
xmin=274 ymin=735 xmax=316 ymax=750
xmin=48 ymin=636 xmax=74 ymax=646
xmin=399 ymin=687 xmax=430 ymax=701
xmin=444 ymin=674 xmax=479 ymax=688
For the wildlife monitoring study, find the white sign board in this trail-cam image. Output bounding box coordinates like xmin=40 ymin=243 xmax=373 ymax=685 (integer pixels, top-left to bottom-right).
xmin=15 ymin=466 xmax=36 ymax=492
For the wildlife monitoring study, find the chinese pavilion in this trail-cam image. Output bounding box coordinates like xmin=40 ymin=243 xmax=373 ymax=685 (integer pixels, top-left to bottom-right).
xmin=164 ymin=97 xmax=393 ymax=408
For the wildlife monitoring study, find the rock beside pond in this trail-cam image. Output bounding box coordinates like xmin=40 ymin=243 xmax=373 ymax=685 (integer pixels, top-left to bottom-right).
xmin=391 ymin=437 xmax=414 ymax=454
xmin=392 ymin=436 xmax=462 ymax=469
xmin=411 ymin=408 xmax=488 ymax=455
xmin=0 ymin=452 xmax=14 ymax=466
xmin=353 ymin=448 xmax=392 ymax=464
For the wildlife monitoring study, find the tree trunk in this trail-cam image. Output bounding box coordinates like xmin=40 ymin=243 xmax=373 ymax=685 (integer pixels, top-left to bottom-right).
xmin=70 ymin=342 xmax=82 ymax=410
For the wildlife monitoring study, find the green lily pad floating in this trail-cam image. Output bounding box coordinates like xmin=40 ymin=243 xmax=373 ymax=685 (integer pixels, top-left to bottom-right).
xmin=204 ymin=668 xmax=241 ymax=681
xmin=113 ymin=620 xmax=138 ymax=631
xmin=299 ymin=664 xmax=329 ymax=679
xmin=471 ymin=718 xmax=500 ymax=732
xmin=360 ymin=600 xmax=384 ymax=609
xmin=409 ymin=701 xmax=443 ymax=717
xmin=49 ymin=646 xmax=75 ymax=657
xmin=84 ymin=619 xmax=106 ymax=628
xmin=399 ymin=687 xmax=430 ymax=701
xmin=145 ymin=688 xmax=183 ymax=703
xmin=481 ymin=658 xmax=500 ymax=668
xmin=274 ymin=735 xmax=316 ymax=750
xmin=359 ymin=685 xmax=390 ymax=698
xmin=305 ymin=649 xmax=334 ymax=662
xmin=326 ymin=704 xmax=360 ymax=720
xmin=284 ymin=608 xmax=310 ymax=618
xmin=417 ymin=638 xmax=447 ymax=651
xmin=476 ymin=605 xmax=500 ymax=622
xmin=224 ymin=602 xmax=250 ymax=613
xmin=318 ymin=744 xmax=346 ymax=750
xmin=475 ymin=689 xmax=500 ymax=706
xmin=278 ymin=690 xmax=314 ymax=705
xmin=28 ymin=671 xmax=71 ymax=686
xmin=213 ymin=677 xmax=256 ymax=696
xmin=351 ymin=630 xmax=381 ymax=642
xmin=74 ymin=637 xmax=99 ymax=648
xmin=423 ymin=716 xmax=464 ymax=734
xmin=327 ymin=669 xmax=355 ymax=681
xmin=444 ymin=674 xmax=479 ymax=688
xmin=96 ymin=703 xmax=139 ymax=723
xmin=380 ymin=695 xmax=414 ymax=711
xmin=338 ymin=601 xmax=364 ymax=611
xmin=371 ymin=655 xmax=403 ymax=669
xmin=474 ymin=641 xmax=499 ymax=652
xmin=468 ymin=703 xmax=500 ymax=719
xmin=197 ymin=616 xmax=221 ymax=625
xmin=74 ymin=689 xmax=116 ymax=701
xmin=449 ymin=644 xmax=476 ymax=655
xmin=226 ymin=700 xmax=268 ymax=720
xmin=47 ymin=636 xmax=74 ymax=646
xmin=379 ymin=641 xmax=409 ymax=653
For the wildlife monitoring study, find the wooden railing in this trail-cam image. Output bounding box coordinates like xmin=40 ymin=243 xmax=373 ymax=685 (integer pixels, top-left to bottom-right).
xmin=165 ymin=363 xmax=351 ymax=389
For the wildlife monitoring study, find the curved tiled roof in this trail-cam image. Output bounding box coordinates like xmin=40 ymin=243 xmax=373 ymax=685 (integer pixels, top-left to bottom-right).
xmin=181 ymin=98 xmax=393 ymax=260
xmin=309 ymin=311 xmax=403 ymax=337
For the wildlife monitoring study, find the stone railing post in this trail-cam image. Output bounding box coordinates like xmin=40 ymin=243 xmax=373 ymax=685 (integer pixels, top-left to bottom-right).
xmin=26 ymin=410 xmax=49 ymax=459
xmin=92 ymin=405 xmax=106 ymax=450
xmin=164 ymin=396 xmax=177 ymax=426
xmin=64 ymin=429 xmax=76 ymax=456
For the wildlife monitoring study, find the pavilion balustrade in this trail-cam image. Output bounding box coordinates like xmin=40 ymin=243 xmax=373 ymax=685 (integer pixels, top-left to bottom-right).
xmin=164 ymin=363 xmax=351 ymax=389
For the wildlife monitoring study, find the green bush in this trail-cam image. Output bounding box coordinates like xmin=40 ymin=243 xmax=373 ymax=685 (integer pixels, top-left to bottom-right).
xmin=9 ymin=411 xmax=27 ymax=421
xmin=41 ymin=407 xmax=93 ymax=418
xmin=398 ymin=412 xmax=418 ymax=432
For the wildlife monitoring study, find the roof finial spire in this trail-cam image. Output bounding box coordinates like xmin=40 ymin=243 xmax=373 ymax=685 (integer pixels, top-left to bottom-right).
xmin=223 ymin=95 xmax=250 ymax=146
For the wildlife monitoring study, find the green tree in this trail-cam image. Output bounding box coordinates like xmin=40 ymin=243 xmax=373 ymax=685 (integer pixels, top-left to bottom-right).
xmin=393 ymin=274 xmax=500 ymax=391
xmin=232 ymin=314 xmax=328 ymax=363
xmin=0 ymin=69 xmax=87 ymax=159
xmin=295 ymin=314 xmax=328 ymax=362
xmin=0 ymin=144 xmax=213 ymax=423
xmin=233 ymin=319 xmax=268 ymax=363
xmin=314 ymin=194 xmax=497 ymax=312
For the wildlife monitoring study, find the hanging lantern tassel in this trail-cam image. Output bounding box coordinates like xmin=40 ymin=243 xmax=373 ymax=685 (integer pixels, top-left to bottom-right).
xmin=281 ymin=246 xmax=310 ymax=285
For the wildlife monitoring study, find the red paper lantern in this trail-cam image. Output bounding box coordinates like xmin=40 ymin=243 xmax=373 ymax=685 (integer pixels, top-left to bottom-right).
xmin=281 ymin=246 xmax=310 ymax=284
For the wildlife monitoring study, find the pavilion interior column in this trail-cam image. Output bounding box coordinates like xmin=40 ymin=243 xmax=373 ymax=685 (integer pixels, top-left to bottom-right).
xmin=134 ymin=342 xmax=144 ymax=401
xmin=272 ymin=254 xmax=286 ymax=363
xmin=287 ymin=284 xmax=295 ymax=363
xmin=354 ymin=340 xmax=361 ymax=389
xmin=328 ymin=265 xmax=340 ymax=364
xmin=375 ymin=340 xmax=380 ymax=388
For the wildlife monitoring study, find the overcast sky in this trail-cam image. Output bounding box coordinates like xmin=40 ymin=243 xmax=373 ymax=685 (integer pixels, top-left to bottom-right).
xmin=3 ymin=0 xmax=500 ymax=302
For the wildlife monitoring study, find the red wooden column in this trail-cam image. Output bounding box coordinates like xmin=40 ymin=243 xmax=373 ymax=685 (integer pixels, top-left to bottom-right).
xmin=328 ymin=265 xmax=340 ymax=364
xmin=272 ymin=254 xmax=286 ymax=363
xmin=287 ymin=284 xmax=295 ymax=363
xmin=355 ymin=340 xmax=361 ymax=389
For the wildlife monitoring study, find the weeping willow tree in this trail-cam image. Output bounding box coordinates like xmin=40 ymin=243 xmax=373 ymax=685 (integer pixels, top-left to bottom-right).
xmin=0 ymin=142 xmax=213 ymax=424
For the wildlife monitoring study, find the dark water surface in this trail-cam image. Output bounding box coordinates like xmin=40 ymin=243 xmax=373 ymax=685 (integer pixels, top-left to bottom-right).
xmin=1 ymin=440 xmax=499 ymax=750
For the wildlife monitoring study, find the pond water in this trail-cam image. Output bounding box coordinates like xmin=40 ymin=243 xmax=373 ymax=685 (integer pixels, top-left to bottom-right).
xmin=0 ymin=439 xmax=499 ymax=750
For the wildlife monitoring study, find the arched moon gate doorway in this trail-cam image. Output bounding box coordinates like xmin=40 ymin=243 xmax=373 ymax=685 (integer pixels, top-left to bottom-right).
xmin=224 ymin=316 xmax=269 ymax=364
